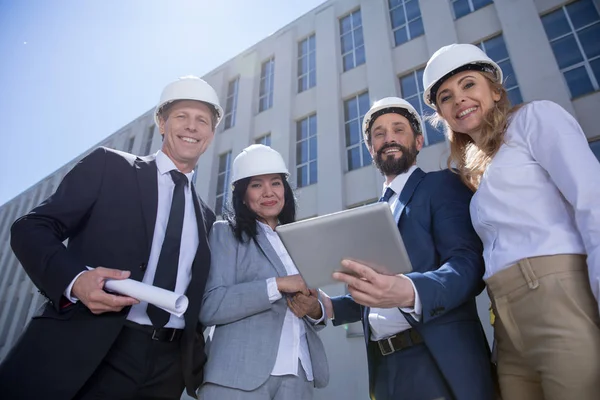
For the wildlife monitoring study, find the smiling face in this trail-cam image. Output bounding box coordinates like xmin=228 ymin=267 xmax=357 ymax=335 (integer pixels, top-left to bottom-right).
xmin=244 ymin=173 xmax=285 ymax=228
xmin=435 ymin=70 xmax=501 ymax=144
xmin=368 ymin=112 xmax=423 ymax=183
xmin=158 ymin=100 xmax=215 ymax=173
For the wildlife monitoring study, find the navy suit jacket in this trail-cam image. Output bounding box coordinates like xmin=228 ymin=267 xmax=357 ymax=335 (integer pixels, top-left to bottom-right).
xmin=331 ymin=168 xmax=494 ymax=400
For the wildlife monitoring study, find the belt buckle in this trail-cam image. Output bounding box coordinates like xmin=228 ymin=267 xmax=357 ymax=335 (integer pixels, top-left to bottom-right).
xmin=378 ymin=335 xmax=396 ymax=356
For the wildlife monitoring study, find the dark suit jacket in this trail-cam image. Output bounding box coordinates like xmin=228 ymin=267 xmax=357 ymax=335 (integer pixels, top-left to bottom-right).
xmin=331 ymin=168 xmax=494 ymax=400
xmin=0 ymin=147 xmax=215 ymax=399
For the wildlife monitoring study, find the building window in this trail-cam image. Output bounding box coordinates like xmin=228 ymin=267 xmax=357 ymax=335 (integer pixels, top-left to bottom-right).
xmin=126 ymin=136 xmax=135 ymax=153
xmin=477 ymin=34 xmax=523 ymax=105
xmin=389 ymin=0 xmax=424 ymax=47
xmin=399 ymin=69 xmax=445 ymax=146
xmin=255 ymin=134 xmax=272 ymax=146
xmin=296 ymin=114 xmax=318 ymax=187
xmin=340 ymin=10 xmax=365 ymax=72
xmin=259 ymin=57 xmax=275 ymax=112
xmin=215 ymin=151 xmax=232 ymax=215
xmin=344 ymin=92 xmax=372 ymax=171
xmin=590 ymin=139 xmax=600 ymax=161
xmin=298 ymin=34 xmax=316 ymax=93
xmin=224 ymin=77 xmax=239 ymax=130
xmin=451 ymin=0 xmax=493 ymax=19
xmin=542 ymin=0 xmax=600 ymax=98
xmin=142 ymin=126 xmax=154 ymax=155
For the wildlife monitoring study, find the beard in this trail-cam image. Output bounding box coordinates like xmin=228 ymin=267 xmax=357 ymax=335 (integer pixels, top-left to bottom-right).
xmin=373 ymin=140 xmax=418 ymax=176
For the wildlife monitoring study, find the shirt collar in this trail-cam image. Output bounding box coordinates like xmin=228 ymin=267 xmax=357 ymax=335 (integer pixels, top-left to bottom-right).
xmin=257 ymin=220 xmax=277 ymax=234
xmin=155 ymin=150 xmax=195 ymax=183
xmin=383 ymin=165 xmax=418 ymax=198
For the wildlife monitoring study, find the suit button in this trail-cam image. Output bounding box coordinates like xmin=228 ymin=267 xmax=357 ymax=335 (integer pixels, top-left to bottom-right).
xmin=139 ymin=262 xmax=147 ymax=272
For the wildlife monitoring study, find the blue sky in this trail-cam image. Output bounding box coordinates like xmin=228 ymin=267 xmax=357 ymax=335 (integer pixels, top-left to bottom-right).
xmin=0 ymin=0 xmax=327 ymax=206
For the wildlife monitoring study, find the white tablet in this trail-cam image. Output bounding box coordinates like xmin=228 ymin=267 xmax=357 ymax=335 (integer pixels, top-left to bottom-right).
xmin=276 ymin=202 xmax=413 ymax=288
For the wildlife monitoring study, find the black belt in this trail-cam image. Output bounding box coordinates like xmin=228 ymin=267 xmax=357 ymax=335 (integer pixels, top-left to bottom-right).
xmin=374 ymin=328 xmax=423 ymax=356
xmin=123 ymin=320 xmax=183 ymax=342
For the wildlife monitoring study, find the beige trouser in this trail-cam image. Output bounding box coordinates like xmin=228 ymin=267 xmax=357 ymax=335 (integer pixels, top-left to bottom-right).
xmin=486 ymin=254 xmax=600 ymax=400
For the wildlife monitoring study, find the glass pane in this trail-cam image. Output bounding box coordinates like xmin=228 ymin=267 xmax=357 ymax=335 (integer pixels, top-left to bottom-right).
xmin=355 ymin=46 xmax=366 ymax=66
xmin=361 ymin=145 xmax=372 ymax=166
xmin=309 ymin=34 xmax=316 ymax=52
xmin=354 ymin=27 xmax=364 ymax=47
xmin=259 ymin=78 xmax=267 ymax=96
xmin=406 ymin=0 xmax=421 ymax=21
xmin=309 ymin=71 xmax=316 ymax=88
xmin=297 ymin=165 xmax=308 ymax=188
xmin=400 ymin=74 xmax=417 ymax=97
xmin=215 ymin=197 xmax=224 ymax=215
xmin=484 ymin=35 xmax=509 ymax=61
xmin=297 ymin=119 xmax=307 ymax=140
xmin=259 ymin=97 xmax=267 ymax=112
xmin=591 ymin=57 xmax=600 ymax=83
xmin=579 ymin=24 xmax=600 ymax=59
xmin=343 ymin=54 xmax=354 ymax=72
xmin=345 ymin=122 xmax=361 ymax=146
xmin=217 ymin=174 xmax=226 ymax=194
xmin=297 ymin=140 xmax=309 ymax=164
xmin=389 ymin=0 xmax=402 ymax=9
xmin=542 ymin=10 xmax=571 ymax=40
xmin=453 ymin=0 xmax=470 ymax=19
xmin=507 ymin=87 xmax=523 ymax=105
xmin=394 ymin=27 xmax=409 ymax=46
xmin=309 ymin=115 xmax=317 ymax=135
xmin=344 ymin=98 xmax=358 ymax=121
xmin=416 ymin=68 xmax=425 ymax=91
xmin=309 ymin=136 xmax=318 ymax=161
xmin=298 ymin=56 xmax=307 ymax=75
xmin=564 ymin=65 xmax=594 ymax=97
xmin=347 ymin=147 xmax=361 ymax=170
xmin=390 ymin=7 xmax=406 ymax=29
xmin=224 ymin=115 xmax=233 ymax=129
xmin=308 ymin=52 xmax=316 ymax=72
xmin=225 ymin=96 xmax=235 ymax=113
xmin=551 ymin=35 xmax=584 ymax=68
xmin=358 ymin=92 xmax=371 ymax=115
xmin=341 ymin=33 xmax=354 ymax=54
xmin=228 ymin=79 xmax=237 ymax=96
xmin=408 ymin=18 xmax=424 ymax=40
xmin=309 ymin=161 xmax=318 ymax=185
xmin=406 ymin=96 xmax=422 ymax=115
xmin=567 ymin=0 xmax=600 ymax=30
xmin=472 ymin=0 xmax=493 ymax=10
xmin=265 ymin=135 xmax=271 ymax=146
xmin=298 ymin=76 xmax=306 ymax=93
xmin=340 ymin=15 xmax=352 ymax=34
xmin=218 ymin=154 xmax=229 ymax=172
xmin=352 ymin=10 xmax=362 ymax=27
xmin=299 ymin=39 xmax=308 ymax=56
xmin=426 ymin=123 xmax=446 ymax=145
xmin=498 ymin=60 xmax=518 ymax=88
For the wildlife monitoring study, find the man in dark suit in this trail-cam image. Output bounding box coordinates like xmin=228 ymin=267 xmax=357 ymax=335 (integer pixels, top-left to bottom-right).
xmin=321 ymin=97 xmax=495 ymax=400
xmin=0 ymin=76 xmax=221 ymax=399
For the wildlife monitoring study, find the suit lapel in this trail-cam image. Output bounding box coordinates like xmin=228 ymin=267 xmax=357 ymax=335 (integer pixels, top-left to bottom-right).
xmin=395 ymin=168 xmax=426 ymax=226
xmin=135 ymin=155 xmax=158 ymax=256
xmin=255 ymin=228 xmax=287 ymax=277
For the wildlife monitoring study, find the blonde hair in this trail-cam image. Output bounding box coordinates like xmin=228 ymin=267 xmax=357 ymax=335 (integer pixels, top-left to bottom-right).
xmin=431 ymin=71 xmax=522 ymax=191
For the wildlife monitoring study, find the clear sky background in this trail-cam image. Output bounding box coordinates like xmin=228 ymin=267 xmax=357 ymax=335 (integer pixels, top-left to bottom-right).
xmin=0 ymin=0 xmax=327 ymax=206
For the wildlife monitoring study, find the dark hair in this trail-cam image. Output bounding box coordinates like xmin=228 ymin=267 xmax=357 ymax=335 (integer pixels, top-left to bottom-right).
xmin=224 ymin=173 xmax=297 ymax=243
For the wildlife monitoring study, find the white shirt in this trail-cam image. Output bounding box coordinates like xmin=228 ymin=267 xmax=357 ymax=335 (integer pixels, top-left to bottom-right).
xmin=368 ymin=165 xmax=423 ymax=341
xmin=65 ymin=150 xmax=199 ymax=329
xmin=470 ymin=100 xmax=600 ymax=303
xmin=260 ymin=221 xmax=325 ymax=381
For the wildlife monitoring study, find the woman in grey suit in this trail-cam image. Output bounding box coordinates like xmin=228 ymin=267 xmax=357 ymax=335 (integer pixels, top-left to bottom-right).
xmin=199 ymin=144 xmax=329 ymax=399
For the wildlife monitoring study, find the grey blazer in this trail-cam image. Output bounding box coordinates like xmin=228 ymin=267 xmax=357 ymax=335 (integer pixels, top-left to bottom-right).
xmin=199 ymin=220 xmax=329 ymax=391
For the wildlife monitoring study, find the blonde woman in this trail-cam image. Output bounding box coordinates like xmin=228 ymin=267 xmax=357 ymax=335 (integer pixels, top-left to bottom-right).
xmin=422 ymin=43 xmax=600 ymax=400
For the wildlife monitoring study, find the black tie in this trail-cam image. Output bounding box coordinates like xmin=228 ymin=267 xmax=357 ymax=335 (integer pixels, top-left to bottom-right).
xmin=379 ymin=187 xmax=395 ymax=203
xmin=147 ymin=170 xmax=188 ymax=328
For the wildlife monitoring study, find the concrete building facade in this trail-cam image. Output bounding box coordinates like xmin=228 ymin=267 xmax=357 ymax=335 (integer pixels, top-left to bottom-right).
xmin=0 ymin=1 xmax=599 ymax=398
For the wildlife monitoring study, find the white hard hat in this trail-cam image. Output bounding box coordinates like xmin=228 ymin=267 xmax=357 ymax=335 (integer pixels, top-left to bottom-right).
xmin=231 ymin=144 xmax=289 ymax=186
xmin=362 ymin=97 xmax=423 ymax=140
xmin=154 ymin=75 xmax=224 ymax=128
xmin=422 ymin=43 xmax=502 ymax=108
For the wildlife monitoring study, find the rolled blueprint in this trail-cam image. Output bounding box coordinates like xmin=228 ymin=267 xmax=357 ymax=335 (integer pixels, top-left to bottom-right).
xmin=104 ymin=278 xmax=189 ymax=317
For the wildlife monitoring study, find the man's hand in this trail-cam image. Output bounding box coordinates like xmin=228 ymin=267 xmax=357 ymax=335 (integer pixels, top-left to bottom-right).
xmin=287 ymin=288 xmax=322 ymax=319
xmin=332 ymin=259 xmax=415 ymax=308
xmin=276 ymin=274 xmax=309 ymax=296
xmin=72 ymin=267 xmax=139 ymax=314
xmin=318 ymin=289 xmax=334 ymax=319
